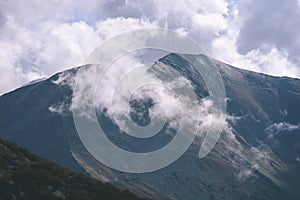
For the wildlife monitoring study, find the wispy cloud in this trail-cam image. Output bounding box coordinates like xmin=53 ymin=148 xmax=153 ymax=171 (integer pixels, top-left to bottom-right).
xmin=48 ymin=102 xmax=69 ymax=116
xmin=265 ymin=122 xmax=300 ymax=139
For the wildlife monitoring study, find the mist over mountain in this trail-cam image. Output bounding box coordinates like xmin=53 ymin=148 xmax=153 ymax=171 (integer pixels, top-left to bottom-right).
xmin=1 ymin=53 xmax=300 ymax=199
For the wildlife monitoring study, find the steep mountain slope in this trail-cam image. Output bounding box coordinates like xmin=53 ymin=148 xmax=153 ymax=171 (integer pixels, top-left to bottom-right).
xmin=0 ymin=53 xmax=300 ymax=199
xmin=0 ymin=138 xmax=142 ymax=200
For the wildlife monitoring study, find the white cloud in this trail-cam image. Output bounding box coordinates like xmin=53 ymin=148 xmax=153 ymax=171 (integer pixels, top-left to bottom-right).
xmin=1 ymin=0 xmax=300 ymax=96
xmin=265 ymin=122 xmax=300 ymax=139
xmin=236 ymin=0 xmax=300 ymax=69
xmin=0 ymin=0 xmax=230 ymax=95
xmin=191 ymin=13 xmax=228 ymax=36
xmin=236 ymin=168 xmax=252 ymax=181
xmin=54 ymin=50 xmax=227 ymax=141
xmin=250 ymin=146 xmax=270 ymax=165
xmin=211 ymin=1 xmax=300 ymax=78
xmin=0 ymin=16 xmax=156 ymax=95
xmin=0 ymin=20 xmax=101 ymax=94
xmin=95 ymin=17 xmax=158 ymax=39
xmin=213 ymin=38 xmax=300 ymax=78
xmin=244 ymin=47 xmax=300 ymax=78
xmin=48 ymin=103 xmax=69 ymax=115
xmin=68 ymin=53 xmax=203 ymax=134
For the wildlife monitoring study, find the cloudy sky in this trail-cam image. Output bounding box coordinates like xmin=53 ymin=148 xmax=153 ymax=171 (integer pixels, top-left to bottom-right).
xmin=0 ymin=0 xmax=300 ymax=95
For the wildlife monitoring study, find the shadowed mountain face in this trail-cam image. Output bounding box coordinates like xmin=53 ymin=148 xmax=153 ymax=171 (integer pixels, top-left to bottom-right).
xmin=1 ymin=53 xmax=300 ymax=199
xmin=0 ymin=138 xmax=141 ymax=200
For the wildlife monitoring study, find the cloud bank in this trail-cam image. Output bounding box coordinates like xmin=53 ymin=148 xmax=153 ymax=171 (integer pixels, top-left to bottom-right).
xmin=1 ymin=0 xmax=300 ymax=95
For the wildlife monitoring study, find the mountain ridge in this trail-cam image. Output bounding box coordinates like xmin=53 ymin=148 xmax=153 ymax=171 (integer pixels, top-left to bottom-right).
xmin=2 ymin=53 xmax=300 ymax=98
xmin=1 ymin=53 xmax=300 ymax=199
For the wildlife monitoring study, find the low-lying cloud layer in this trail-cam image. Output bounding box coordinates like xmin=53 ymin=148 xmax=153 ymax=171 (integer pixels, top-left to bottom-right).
xmin=1 ymin=0 xmax=300 ymax=95
xmin=50 ymin=53 xmax=214 ymax=136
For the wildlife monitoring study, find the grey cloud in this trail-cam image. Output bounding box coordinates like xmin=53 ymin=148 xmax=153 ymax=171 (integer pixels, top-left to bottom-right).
xmin=4 ymin=0 xmax=300 ymax=95
xmin=237 ymin=0 xmax=300 ymax=64
xmin=0 ymin=8 xmax=6 ymax=29
xmin=0 ymin=0 xmax=229 ymax=96
xmin=96 ymin=0 xmax=229 ymax=51
xmin=0 ymin=0 xmax=100 ymax=27
xmin=98 ymin=0 xmax=157 ymax=19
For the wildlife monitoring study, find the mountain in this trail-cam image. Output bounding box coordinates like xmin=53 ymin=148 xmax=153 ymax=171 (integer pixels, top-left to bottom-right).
xmin=0 ymin=138 xmax=141 ymax=200
xmin=0 ymin=53 xmax=300 ymax=199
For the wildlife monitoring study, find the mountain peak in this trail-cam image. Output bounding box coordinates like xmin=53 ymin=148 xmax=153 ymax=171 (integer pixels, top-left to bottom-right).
xmin=1 ymin=53 xmax=300 ymax=199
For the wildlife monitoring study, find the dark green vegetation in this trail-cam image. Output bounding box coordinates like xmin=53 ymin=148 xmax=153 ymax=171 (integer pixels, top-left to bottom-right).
xmin=0 ymin=138 xmax=142 ymax=200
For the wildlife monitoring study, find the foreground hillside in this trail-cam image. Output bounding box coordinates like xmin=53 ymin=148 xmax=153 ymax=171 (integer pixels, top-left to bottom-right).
xmin=0 ymin=138 xmax=141 ymax=200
